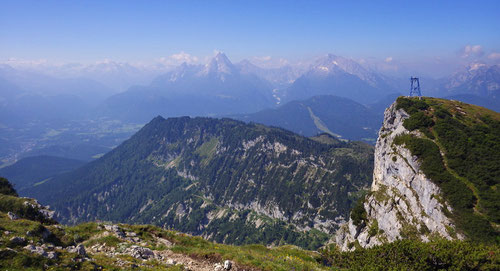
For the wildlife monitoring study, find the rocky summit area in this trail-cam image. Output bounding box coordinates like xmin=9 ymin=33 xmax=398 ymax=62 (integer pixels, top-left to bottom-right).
xmin=336 ymin=97 xmax=500 ymax=250
xmin=2 ymin=218 xmax=237 ymax=270
xmin=336 ymin=100 xmax=460 ymax=250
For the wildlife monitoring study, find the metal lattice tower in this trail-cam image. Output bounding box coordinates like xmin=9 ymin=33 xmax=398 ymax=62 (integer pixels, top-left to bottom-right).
xmin=409 ymin=77 xmax=421 ymax=97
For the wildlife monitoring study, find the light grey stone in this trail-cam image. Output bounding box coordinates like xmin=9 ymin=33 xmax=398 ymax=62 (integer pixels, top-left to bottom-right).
xmin=67 ymin=244 xmax=86 ymax=256
xmin=7 ymin=212 xmax=18 ymax=220
xmin=46 ymin=251 xmax=58 ymax=259
xmin=224 ymin=260 xmax=232 ymax=270
xmin=126 ymin=231 xmax=137 ymax=237
xmin=104 ymin=224 xmax=126 ymax=238
xmin=126 ymin=245 xmax=154 ymax=259
xmin=336 ymin=101 xmax=464 ymax=251
xmin=24 ymin=244 xmax=50 ymax=258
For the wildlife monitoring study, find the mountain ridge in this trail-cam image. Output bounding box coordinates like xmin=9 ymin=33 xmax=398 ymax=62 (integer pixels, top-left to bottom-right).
xmin=99 ymin=54 xmax=275 ymax=122
xmin=23 ymin=115 xmax=374 ymax=249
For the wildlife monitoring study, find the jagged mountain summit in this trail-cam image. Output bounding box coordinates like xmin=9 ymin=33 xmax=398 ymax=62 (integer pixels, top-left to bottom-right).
xmin=310 ymin=54 xmax=387 ymax=88
xmin=99 ymin=53 xmax=275 ymax=122
xmin=336 ymin=97 xmax=500 ymax=250
xmin=279 ymin=54 xmax=395 ymax=105
xmin=444 ymin=63 xmax=500 ymax=99
xmin=24 ymin=116 xmax=374 ymax=249
xmin=202 ymin=52 xmax=238 ymax=77
xmin=421 ymin=63 xmax=500 ymax=112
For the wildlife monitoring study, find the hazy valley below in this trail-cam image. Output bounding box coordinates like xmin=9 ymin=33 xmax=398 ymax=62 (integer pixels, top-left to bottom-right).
xmin=1 ymin=53 xmax=499 ymax=168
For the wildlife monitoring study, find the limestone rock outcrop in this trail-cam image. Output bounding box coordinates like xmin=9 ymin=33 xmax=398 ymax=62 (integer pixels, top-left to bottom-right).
xmin=336 ymin=101 xmax=463 ymax=251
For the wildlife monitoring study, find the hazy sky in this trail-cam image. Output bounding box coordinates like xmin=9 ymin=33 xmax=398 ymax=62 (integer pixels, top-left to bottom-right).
xmin=1 ymin=0 xmax=499 ymax=72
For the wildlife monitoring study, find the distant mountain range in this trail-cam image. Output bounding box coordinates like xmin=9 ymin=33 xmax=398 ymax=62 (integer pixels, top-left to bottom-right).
xmin=0 ymin=64 xmax=115 ymax=126
xmin=2 ymin=54 xmax=499 ymax=127
xmin=99 ymin=54 xmax=500 ymax=127
xmin=278 ymin=54 xmax=396 ymax=105
xmin=235 ymin=60 xmax=303 ymax=88
xmin=24 ymin=116 xmax=373 ymax=249
xmin=444 ymin=63 xmax=500 ymax=98
xmin=98 ymin=53 xmax=276 ymax=122
xmin=1 ymin=54 xmax=499 ymax=166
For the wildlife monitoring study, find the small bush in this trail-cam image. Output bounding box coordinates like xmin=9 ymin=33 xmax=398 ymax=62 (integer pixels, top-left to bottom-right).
xmin=403 ymin=111 xmax=434 ymax=131
xmin=350 ymin=194 xmax=367 ymax=227
xmin=368 ymin=221 xmax=379 ymax=237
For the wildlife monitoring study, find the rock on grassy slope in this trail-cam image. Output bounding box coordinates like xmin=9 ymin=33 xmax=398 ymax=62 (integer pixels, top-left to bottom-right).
xmin=0 ymin=177 xmax=329 ymax=270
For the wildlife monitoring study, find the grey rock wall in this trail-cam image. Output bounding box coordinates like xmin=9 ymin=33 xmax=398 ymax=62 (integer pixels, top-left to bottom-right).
xmin=336 ymin=101 xmax=463 ymax=251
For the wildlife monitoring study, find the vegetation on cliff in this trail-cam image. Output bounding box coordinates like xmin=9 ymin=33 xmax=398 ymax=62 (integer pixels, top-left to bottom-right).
xmin=394 ymin=97 xmax=500 ymax=243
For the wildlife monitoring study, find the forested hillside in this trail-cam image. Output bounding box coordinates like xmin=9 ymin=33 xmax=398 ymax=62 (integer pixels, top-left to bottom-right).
xmin=25 ymin=116 xmax=373 ymax=249
xmin=233 ymin=95 xmax=381 ymax=142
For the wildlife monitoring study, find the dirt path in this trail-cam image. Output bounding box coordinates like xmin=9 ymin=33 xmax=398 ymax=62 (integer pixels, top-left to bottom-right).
xmin=155 ymin=249 xmax=216 ymax=271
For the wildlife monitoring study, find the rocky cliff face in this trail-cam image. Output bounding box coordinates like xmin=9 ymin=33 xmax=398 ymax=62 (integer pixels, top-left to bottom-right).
xmin=336 ymin=100 xmax=463 ymax=251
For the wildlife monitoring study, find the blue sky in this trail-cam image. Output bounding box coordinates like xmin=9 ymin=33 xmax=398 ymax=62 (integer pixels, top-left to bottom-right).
xmin=1 ymin=0 xmax=499 ymax=66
